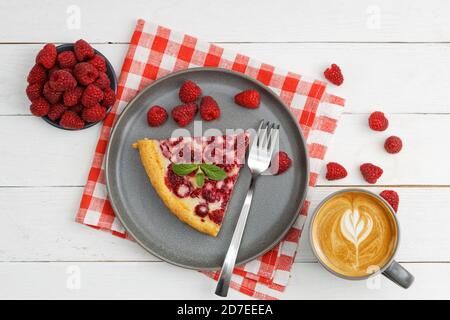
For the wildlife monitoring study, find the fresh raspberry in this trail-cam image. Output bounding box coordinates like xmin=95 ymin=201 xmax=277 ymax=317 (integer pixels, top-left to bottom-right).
xmin=81 ymin=104 xmax=106 ymax=123
xmin=43 ymin=82 xmax=62 ymax=104
xmin=200 ymin=96 xmax=220 ymax=121
xmin=48 ymin=66 xmax=60 ymax=77
xmin=194 ymin=204 xmax=209 ymax=218
xmin=57 ymin=51 xmax=77 ymax=69
xmin=70 ymin=104 xmax=83 ymax=115
xmin=384 ymin=136 xmax=403 ymax=154
xmin=234 ymin=89 xmax=260 ymax=109
xmin=179 ymin=80 xmax=202 ymax=103
xmin=88 ymin=54 xmax=106 ymax=72
xmin=60 ymin=110 xmax=85 ymax=129
xmin=74 ymin=39 xmax=95 ymax=62
xmin=47 ymin=103 xmax=66 ymax=121
xmin=62 ymin=86 xmax=83 ymax=107
xmin=360 ymin=163 xmax=383 ymax=184
xmin=147 ymin=105 xmax=168 ymax=127
xmin=172 ymin=103 xmax=197 ymax=127
xmin=26 ymin=83 xmax=42 ymax=101
xmin=380 ymin=190 xmax=399 ymax=213
xmin=325 ymin=162 xmax=348 ymax=180
xmin=30 ymin=97 xmax=50 ymax=116
xmin=73 ymin=62 xmax=99 ymax=85
xmin=208 ymin=209 xmax=224 ymax=225
xmin=324 ymin=63 xmax=344 ymax=86
xmin=94 ymin=72 xmax=110 ymax=89
xmin=271 ymin=151 xmax=292 ymax=175
xmin=62 ymin=68 xmax=74 ymax=75
xmin=81 ymin=84 xmax=104 ymax=108
xmin=368 ymin=111 xmax=389 ymax=131
xmin=35 ymin=43 xmax=57 ymax=69
xmin=27 ymin=64 xmax=47 ymax=84
xmin=48 ymin=70 xmax=77 ymax=92
xmin=101 ymin=87 xmax=116 ymax=107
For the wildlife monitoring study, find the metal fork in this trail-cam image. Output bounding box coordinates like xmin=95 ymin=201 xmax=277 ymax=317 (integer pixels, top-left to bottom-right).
xmin=215 ymin=120 xmax=280 ymax=297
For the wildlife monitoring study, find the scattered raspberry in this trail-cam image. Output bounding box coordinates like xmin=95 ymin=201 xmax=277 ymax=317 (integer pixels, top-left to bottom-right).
xmin=48 ymin=70 xmax=77 ymax=92
xmin=380 ymin=190 xmax=399 ymax=213
xmin=35 ymin=44 xmax=57 ymax=69
xmin=73 ymin=62 xmax=99 ymax=85
xmin=179 ymin=80 xmax=201 ymax=103
xmin=360 ymin=163 xmax=383 ymax=184
xmin=94 ymin=72 xmax=110 ymax=89
xmin=57 ymin=51 xmax=77 ymax=69
xmin=26 ymin=83 xmax=42 ymax=101
xmin=43 ymin=82 xmax=62 ymax=104
xmin=324 ymin=63 xmax=344 ymax=86
xmin=81 ymin=84 xmax=104 ymax=108
xmin=325 ymin=162 xmax=348 ymax=180
xmin=70 ymin=104 xmax=83 ymax=115
xmin=384 ymin=136 xmax=403 ymax=154
xmin=101 ymin=87 xmax=116 ymax=108
xmin=271 ymin=151 xmax=292 ymax=175
xmin=30 ymin=97 xmax=50 ymax=116
xmin=27 ymin=64 xmax=47 ymax=84
xmin=194 ymin=204 xmax=209 ymax=218
xmin=368 ymin=111 xmax=389 ymax=131
xmin=60 ymin=111 xmax=85 ymax=129
xmin=200 ymin=96 xmax=220 ymax=121
xmin=74 ymin=39 xmax=95 ymax=62
xmin=63 ymin=86 xmax=83 ymax=107
xmin=81 ymin=104 xmax=106 ymax=123
xmin=147 ymin=105 xmax=168 ymax=127
xmin=234 ymin=90 xmax=260 ymax=109
xmin=208 ymin=209 xmax=224 ymax=225
xmin=47 ymin=103 xmax=66 ymax=121
xmin=172 ymin=103 xmax=198 ymax=127
xmin=88 ymin=54 xmax=106 ymax=72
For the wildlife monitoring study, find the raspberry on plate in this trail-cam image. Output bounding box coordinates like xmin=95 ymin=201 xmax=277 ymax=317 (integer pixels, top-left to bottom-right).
xmin=172 ymin=103 xmax=198 ymax=127
xmin=60 ymin=110 xmax=85 ymax=129
xmin=94 ymin=72 xmax=110 ymax=90
xmin=384 ymin=136 xmax=403 ymax=154
xmin=26 ymin=83 xmax=42 ymax=101
xmin=380 ymin=190 xmax=399 ymax=212
xmin=27 ymin=64 xmax=47 ymax=85
xmin=325 ymin=162 xmax=347 ymax=180
xmin=101 ymin=87 xmax=116 ymax=107
xmin=147 ymin=105 xmax=168 ymax=127
xmin=74 ymin=39 xmax=95 ymax=62
xmin=63 ymin=86 xmax=84 ymax=107
xmin=30 ymin=97 xmax=50 ymax=117
xmin=48 ymin=70 xmax=77 ymax=92
xmin=368 ymin=111 xmax=389 ymax=131
xmin=200 ymin=96 xmax=220 ymax=121
xmin=73 ymin=62 xmax=99 ymax=85
xmin=271 ymin=151 xmax=292 ymax=175
xmin=36 ymin=43 xmax=57 ymax=69
xmin=88 ymin=54 xmax=107 ymax=72
xmin=43 ymin=82 xmax=62 ymax=104
xmin=81 ymin=104 xmax=106 ymax=123
xmin=81 ymin=84 xmax=104 ymax=108
xmin=179 ymin=80 xmax=202 ymax=103
xmin=360 ymin=163 xmax=383 ymax=184
xmin=324 ymin=63 xmax=344 ymax=86
xmin=234 ymin=90 xmax=260 ymax=109
xmin=57 ymin=51 xmax=77 ymax=69
xmin=47 ymin=103 xmax=66 ymax=121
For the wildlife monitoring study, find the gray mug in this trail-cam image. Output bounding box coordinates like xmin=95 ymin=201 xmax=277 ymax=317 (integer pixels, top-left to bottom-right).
xmin=309 ymin=188 xmax=414 ymax=288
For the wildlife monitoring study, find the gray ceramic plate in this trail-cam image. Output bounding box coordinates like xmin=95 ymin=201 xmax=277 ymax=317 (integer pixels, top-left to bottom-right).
xmin=106 ymin=68 xmax=309 ymax=270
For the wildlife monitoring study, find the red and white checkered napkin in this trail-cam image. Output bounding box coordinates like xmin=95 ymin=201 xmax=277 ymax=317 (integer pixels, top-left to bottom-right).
xmin=76 ymin=19 xmax=345 ymax=299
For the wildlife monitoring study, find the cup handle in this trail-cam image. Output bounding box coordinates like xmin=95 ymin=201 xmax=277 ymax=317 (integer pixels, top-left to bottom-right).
xmin=382 ymin=260 xmax=415 ymax=288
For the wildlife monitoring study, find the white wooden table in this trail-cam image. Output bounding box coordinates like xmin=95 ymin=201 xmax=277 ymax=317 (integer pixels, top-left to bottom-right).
xmin=1 ymin=0 xmax=449 ymax=300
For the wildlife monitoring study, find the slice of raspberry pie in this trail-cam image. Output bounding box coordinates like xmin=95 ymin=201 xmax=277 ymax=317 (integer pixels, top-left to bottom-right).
xmin=132 ymin=133 xmax=249 ymax=237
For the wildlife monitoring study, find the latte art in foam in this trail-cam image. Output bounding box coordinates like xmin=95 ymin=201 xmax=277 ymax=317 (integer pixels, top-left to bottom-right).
xmin=311 ymin=192 xmax=398 ymax=277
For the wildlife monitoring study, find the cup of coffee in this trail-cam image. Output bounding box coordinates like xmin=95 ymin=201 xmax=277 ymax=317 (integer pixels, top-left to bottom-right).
xmin=309 ymin=188 xmax=414 ymax=288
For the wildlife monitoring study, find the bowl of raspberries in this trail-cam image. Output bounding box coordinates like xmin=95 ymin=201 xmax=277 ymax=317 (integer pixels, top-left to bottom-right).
xmin=26 ymin=39 xmax=117 ymax=130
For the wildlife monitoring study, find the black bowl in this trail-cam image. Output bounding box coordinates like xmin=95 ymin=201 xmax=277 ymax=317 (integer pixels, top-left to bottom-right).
xmin=42 ymin=43 xmax=118 ymax=130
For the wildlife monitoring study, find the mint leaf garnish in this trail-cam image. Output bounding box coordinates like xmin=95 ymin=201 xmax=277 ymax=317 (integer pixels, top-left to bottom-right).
xmin=171 ymin=163 xmax=199 ymax=176
xmin=195 ymin=171 xmax=205 ymax=187
xmin=200 ymin=164 xmax=227 ymax=181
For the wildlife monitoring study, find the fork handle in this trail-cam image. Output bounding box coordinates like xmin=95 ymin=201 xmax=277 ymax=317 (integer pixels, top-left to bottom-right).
xmin=215 ymin=176 xmax=257 ymax=297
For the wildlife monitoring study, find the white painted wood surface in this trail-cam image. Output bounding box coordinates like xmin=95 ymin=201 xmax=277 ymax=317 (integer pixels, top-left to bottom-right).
xmin=1 ymin=0 xmax=449 ymax=300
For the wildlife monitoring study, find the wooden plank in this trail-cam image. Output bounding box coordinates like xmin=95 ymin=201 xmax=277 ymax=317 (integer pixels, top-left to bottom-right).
xmin=2 ymin=0 xmax=450 ymax=43
xmin=6 ymin=42 xmax=450 ymax=116
xmin=0 ymin=114 xmax=448 ymax=186
xmin=0 ymin=261 xmax=447 ymax=299
xmin=0 ymin=186 xmax=447 ymax=262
